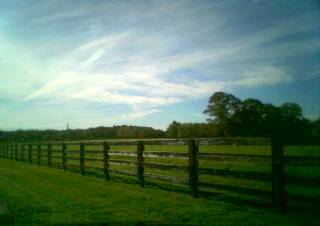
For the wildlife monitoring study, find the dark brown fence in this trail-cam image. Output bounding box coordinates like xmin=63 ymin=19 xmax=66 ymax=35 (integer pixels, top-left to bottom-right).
xmin=0 ymin=137 xmax=319 ymax=213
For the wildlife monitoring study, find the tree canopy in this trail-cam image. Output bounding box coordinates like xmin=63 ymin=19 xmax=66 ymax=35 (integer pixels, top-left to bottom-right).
xmin=0 ymin=125 xmax=164 ymax=142
xmin=203 ymin=92 xmax=312 ymax=138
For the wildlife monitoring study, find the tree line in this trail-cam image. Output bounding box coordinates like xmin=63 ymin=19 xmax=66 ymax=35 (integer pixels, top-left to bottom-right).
xmin=0 ymin=92 xmax=319 ymax=142
xmin=167 ymin=92 xmax=320 ymax=138
xmin=0 ymin=125 xmax=164 ymax=142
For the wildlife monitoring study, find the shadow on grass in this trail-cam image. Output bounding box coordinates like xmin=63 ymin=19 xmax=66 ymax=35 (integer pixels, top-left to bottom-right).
xmin=19 ymin=164 xmax=320 ymax=216
xmin=64 ymin=166 xmax=320 ymax=214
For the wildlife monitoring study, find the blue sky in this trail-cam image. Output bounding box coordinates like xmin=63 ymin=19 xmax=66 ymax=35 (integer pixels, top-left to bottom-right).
xmin=0 ymin=0 xmax=319 ymax=130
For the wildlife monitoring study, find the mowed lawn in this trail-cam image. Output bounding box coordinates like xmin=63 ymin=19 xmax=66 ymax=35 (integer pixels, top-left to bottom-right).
xmin=0 ymin=158 xmax=319 ymax=226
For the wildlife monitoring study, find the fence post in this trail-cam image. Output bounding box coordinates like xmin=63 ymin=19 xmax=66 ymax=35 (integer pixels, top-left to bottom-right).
xmin=48 ymin=144 xmax=52 ymax=167
xmin=28 ymin=144 xmax=33 ymax=164
xmin=62 ymin=143 xmax=67 ymax=170
xmin=80 ymin=143 xmax=85 ymax=175
xmin=103 ymin=142 xmax=110 ymax=181
xmin=137 ymin=141 xmax=144 ymax=187
xmin=188 ymin=139 xmax=199 ymax=198
xmin=271 ymin=138 xmax=286 ymax=212
xmin=37 ymin=144 xmax=41 ymax=165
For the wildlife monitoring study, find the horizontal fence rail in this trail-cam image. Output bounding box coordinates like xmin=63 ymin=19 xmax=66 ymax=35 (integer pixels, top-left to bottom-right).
xmin=0 ymin=137 xmax=319 ymax=213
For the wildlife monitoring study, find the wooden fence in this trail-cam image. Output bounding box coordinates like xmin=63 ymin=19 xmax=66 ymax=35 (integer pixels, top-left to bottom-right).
xmin=0 ymin=137 xmax=319 ymax=213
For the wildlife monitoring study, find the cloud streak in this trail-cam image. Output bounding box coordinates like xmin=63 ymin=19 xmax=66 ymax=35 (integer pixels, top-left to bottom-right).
xmin=0 ymin=0 xmax=319 ymax=128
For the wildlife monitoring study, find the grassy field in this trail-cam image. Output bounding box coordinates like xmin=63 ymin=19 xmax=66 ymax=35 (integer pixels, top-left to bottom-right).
xmin=0 ymin=157 xmax=320 ymax=226
xmin=3 ymin=143 xmax=320 ymax=206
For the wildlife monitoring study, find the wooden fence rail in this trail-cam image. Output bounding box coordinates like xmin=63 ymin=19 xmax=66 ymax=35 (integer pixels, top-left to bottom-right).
xmin=0 ymin=137 xmax=319 ymax=213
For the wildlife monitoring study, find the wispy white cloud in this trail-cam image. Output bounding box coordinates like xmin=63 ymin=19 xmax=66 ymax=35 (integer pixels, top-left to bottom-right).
xmin=233 ymin=65 xmax=292 ymax=87
xmin=22 ymin=12 xmax=314 ymax=118
xmin=0 ymin=0 xmax=319 ymax=129
xmin=120 ymin=109 xmax=161 ymax=120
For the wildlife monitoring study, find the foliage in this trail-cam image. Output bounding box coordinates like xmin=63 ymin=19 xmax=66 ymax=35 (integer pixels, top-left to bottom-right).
xmin=311 ymin=116 xmax=320 ymax=136
xmin=0 ymin=125 xmax=164 ymax=142
xmin=166 ymin=122 xmax=218 ymax=138
xmin=203 ymin=92 xmax=313 ymax=137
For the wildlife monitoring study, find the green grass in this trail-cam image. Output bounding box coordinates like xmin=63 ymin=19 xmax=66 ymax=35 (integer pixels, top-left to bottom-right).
xmin=0 ymin=158 xmax=319 ymax=226
xmin=1 ymin=143 xmax=320 ymax=225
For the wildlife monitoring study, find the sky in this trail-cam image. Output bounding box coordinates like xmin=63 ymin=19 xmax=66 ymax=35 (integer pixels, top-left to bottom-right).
xmin=0 ymin=0 xmax=319 ymax=130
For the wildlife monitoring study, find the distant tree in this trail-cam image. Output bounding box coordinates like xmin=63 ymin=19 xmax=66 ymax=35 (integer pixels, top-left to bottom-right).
xmin=280 ymin=103 xmax=303 ymax=122
xmin=232 ymin=98 xmax=265 ymax=136
xmin=0 ymin=125 xmax=165 ymax=142
xmin=311 ymin=116 xmax=320 ymax=136
xmin=279 ymin=103 xmax=310 ymax=137
xmin=203 ymin=92 xmax=241 ymax=123
xmin=260 ymin=103 xmax=282 ymax=136
xmin=203 ymin=92 xmax=242 ymax=136
xmin=166 ymin=121 xmax=180 ymax=138
xmin=165 ymin=122 xmax=218 ymax=138
xmin=203 ymin=92 xmax=312 ymax=137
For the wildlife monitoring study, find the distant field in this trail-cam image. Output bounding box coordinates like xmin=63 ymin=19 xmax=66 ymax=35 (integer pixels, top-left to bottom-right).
xmin=0 ymin=158 xmax=319 ymax=226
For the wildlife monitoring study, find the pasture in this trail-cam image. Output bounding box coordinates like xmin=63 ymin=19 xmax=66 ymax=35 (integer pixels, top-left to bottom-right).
xmin=0 ymin=138 xmax=319 ymax=225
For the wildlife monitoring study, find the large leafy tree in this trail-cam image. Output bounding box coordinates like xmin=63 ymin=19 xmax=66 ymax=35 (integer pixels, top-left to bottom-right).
xmin=280 ymin=103 xmax=303 ymax=122
xmin=311 ymin=117 xmax=320 ymax=136
xmin=232 ymin=98 xmax=265 ymax=136
xmin=203 ymin=92 xmax=311 ymax=137
xmin=203 ymin=92 xmax=242 ymax=123
xmin=279 ymin=103 xmax=311 ymax=137
xmin=203 ymin=92 xmax=242 ymax=136
xmin=166 ymin=121 xmax=180 ymax=138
